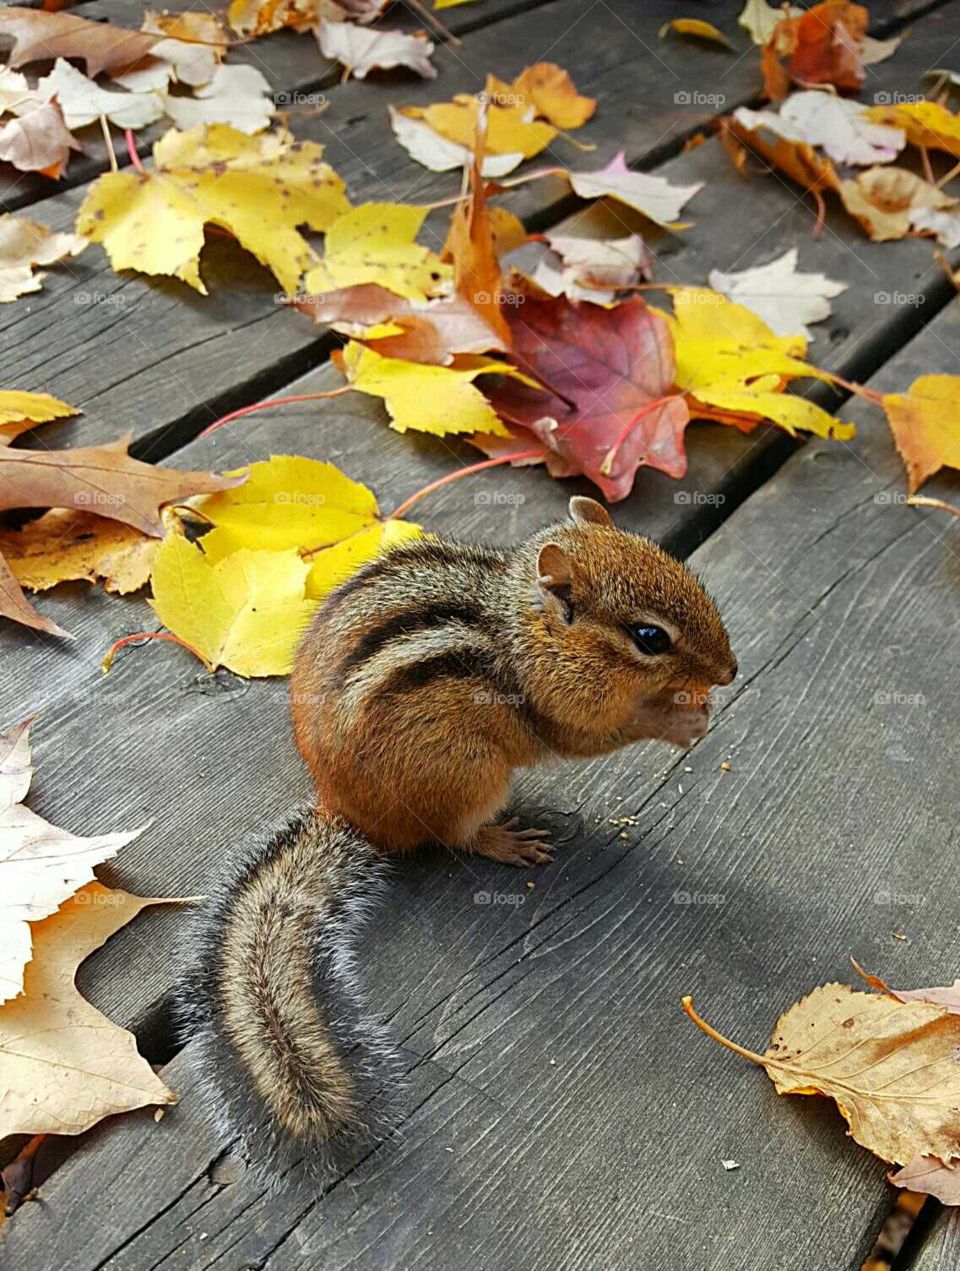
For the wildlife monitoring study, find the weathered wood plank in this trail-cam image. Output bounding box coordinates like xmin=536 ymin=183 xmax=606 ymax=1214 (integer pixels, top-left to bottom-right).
xmin=913 ymin=1208 xmax=960 ymax=1270
xmin=5 ymin=246 xmax=960 ymax=1271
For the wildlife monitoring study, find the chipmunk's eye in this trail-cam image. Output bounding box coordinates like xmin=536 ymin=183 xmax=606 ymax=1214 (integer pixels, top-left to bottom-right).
xmin=628 ymin=624 xmax=671 ymax=656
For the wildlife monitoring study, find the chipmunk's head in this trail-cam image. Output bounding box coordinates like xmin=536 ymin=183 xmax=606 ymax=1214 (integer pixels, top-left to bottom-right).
xmin=527 ymin=497 xmax=736 ymax=748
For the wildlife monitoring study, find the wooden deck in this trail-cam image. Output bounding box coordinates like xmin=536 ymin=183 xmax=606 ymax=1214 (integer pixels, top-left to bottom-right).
xmin=2 ymin=1 xmax=960 ymax=1267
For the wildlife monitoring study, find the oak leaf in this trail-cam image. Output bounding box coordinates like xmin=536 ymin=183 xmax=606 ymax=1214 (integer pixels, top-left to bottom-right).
xmin=77 ymin=124 xmax=349 ymax=295
xmin=0 ymin=882 xmax=179 ymax=1137
xmin=707 ymin=248 xmax=846 ymax=339
xmin=302 ymin=202 xmax=451 ymax=303
xmin=881 ymin=375 xmax=960 ymax=493
xmin=685 ymin=986 xmax=960 ymax=1166
xmin=568 ymin=151 xmax=703 ymax=228
xmin=0 ymin=719 xmax=146 ymax=1004
xmin=316 ymin=21 xmax=436 ymax=80
xmin=0 ymin=6 xmax=161 ymax=78
xmin=0 ymin=214 xmax=86 ymax=303
xmin=484 ymin=294 xmax=690 ymax=501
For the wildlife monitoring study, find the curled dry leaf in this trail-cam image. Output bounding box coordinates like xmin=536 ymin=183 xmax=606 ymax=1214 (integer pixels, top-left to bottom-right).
xmin=763 ymin=0 xmax=868 ymax=99
xmin=297 ymin=284 xmax=508 ymax=363
xmin=881 ymin=374 xmax=960 ymax=493
xmin=733 ymin=93 xmax=905 ymax=167
xmin=889 ymin=1156 xmax=960 ymax=1204
xmin=659 ymin=18 xmax=734 ymax=51
xmin=866 ymin=99 xmax=960 ymax=158
xmin=0 ymin=882 xmax=179 ymax=1138
xmin=0 ymin=213 xmax=86 ymax=303
xmin=316 ymin=21 xmax=437 ymax=80
xmin=533 ymin=231 xmax=652 ymax=303
xmin=568 ymin=151 xmax=703 ymax=228
xmin=484 ymin=294 xmax=690 ymax=501
xmin=302 ymin=203 xmax=451 ymax=303
xmin=707 ymin=247 xmax=847 ymax=339
xmin=228 ymin=0 xmax=385 ymax=36
xmin=0 ymin=98 xmax=80 ymax=177
xmin=838 ymin=166 xmax=956 ymax=242
xmin=685 ymin=985 xmax=960 ymax=1167
xmin=77 ymin=124 xmax=349 ymax=294
xmin=485 ymin=63 xmax=596 ymax=129
xmin=0 ymin=6 xmax=161 ymax=78
xmin=0 ymin=718 xmax=146 ymax=1004
xmin=161 ymin=64 xmax=274 ymax=135
xmin=0 ymin=389 xmax=76 ymax=444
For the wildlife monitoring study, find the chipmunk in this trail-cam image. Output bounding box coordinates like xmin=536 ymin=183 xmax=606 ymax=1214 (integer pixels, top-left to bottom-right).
xmin=180 ymin=497 xmax=736 ymax=1174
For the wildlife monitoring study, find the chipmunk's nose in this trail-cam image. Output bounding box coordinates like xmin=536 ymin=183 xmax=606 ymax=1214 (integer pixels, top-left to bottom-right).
xmin=716 ymin=657 xmax=737 ymax=686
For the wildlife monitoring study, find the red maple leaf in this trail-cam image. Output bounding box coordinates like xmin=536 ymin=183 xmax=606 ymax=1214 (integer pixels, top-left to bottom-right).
xmin=485 ymin=295 xmax=688 ymax=502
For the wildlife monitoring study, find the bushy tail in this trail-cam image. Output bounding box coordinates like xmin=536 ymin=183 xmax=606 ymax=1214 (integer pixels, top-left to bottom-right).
xmin=178 ymin=808 xmax=400 ymax=1175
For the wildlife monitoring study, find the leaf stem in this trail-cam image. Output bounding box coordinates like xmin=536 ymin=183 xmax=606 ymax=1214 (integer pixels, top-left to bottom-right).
xmin=99 ymin=115 xmax=118 ymax=173
xmin=822 ymin=372 xmax=884 ymax=406
xmin=197 ymin=388 xmax=352 ymax=439
xmin=125 ymin=128 xmax=146 ymax=175
xmin=906 ymin=495 xmax=960 ymax=517
xmin=601 ymin=394 xmax=684 ymax=475
xmin=681 ymin=996 xmax=767 ymax=1065
xmin=388 ymin=449 xmax=543 ymax=520
xmin=101 ymin=631 xmax=214 ymax=674
xmin=2 ymin=1134 xmax=45 ymax=1217
xmin=404 ymin=0 xmax=462 ymax=46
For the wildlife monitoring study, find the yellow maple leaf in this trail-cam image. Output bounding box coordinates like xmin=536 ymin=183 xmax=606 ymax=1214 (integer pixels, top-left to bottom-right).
xmin=661 ymin=288 xmax=854 ymax=440
xmin=303 ymin=203 xmax=452 ymax=302
xmin=0 ymin=389 xmax=76 ymax=444
xmin=0 ymin=882 xmax=179 ymax=1138
xmin=402 ymin=96 xmax=557 ymax=158
xmin=336 ymin=341 xmax=531 ymax=435
xmin=485 ymin=63 xmax=596 ymax=129
xmin=77 ymin=124 xmax=349 ymax=295
xmin=866 ymin=100 xmax=960 ymax=157
xmin=882 ymin=374 xmax=960 ymax=493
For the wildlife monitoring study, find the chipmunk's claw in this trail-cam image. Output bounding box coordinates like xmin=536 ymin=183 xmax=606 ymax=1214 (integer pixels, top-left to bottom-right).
xmin=471 ymin=819 xmax=555 ymax=866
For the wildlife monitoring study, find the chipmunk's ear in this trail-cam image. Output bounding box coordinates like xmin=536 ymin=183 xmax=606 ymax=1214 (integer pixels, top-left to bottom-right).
xmin=537 ymin=542 xmax=575 ymax=622
xmin=569 ymin=496 xmax=612 ymax=528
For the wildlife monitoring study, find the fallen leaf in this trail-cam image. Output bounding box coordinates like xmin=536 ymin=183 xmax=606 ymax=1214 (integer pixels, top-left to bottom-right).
xmin=485 ymin=63 xmax=595 ymax=129
xmin=114 ymin=11 xmax=227 ymax=92
xmin=335 ymin=340 xmax=520 ymax=436
xmin=0 ymin=429 xmax=243 ymax=635
xmin=37 ymin=58 xmax=164 ymax=131
xmin=707 ymin=248 xmax=847 ymax=339
xmin=316 ymin=20 xmax=436 ymax=80
xmin=908 ymin=206 xmax=960 ymax=248
xmin=739 ymin=0 xmax=801 ymax=46
xmin=838 ymin=166 xmax=956 ymax=241
xmin=303 ymin=517 xmax=423 ymax=598
xmin=866 ymin=100 xmax=960 ymax=158
xmin=228 ymin=0 xmax=385 ymax=35
xmin=297 ymin=285 xmax=507 ymax=363
xmin=402 ymin=96 xmax=556 ymax=160
xmin=860 ymin=33 xmax=901 ymax=66
xmin=725 ymin=107 xmax=842 ymax=205
xmin=0 ymin=509 xmax=156 ymax=595
xmin=0 ymin=214 xmax=86 ymax=303
xmin=0 ymin=881 xmax=178 ymax=1136
xmin=685 ymin=985 xmax=960 ymax=1166
xmin=659 ymin=18 xmax=735 ymax=51
xmin=442 ymin=99 xmax=510 ymax=344
xmin=734 ymin=92 xmax=906 ymax=166
xmin=0 ymin=389 xmax=77 ymax=444
xmin=77 ymin=124 xmax=349 ymax=294
xmin=0 ymin=6 xmax=161 ymax=77
xmin=161 ymin=64 xmax=274 ymax=134
xmin=663 ymin=288 xmax=854 ymax=441
xmin=302 ymin=202 xmax=451 ymax=303
xmin=533 ymin=231 xmax=652 ymax=303
xmin=0 ymin=99 xmax=79 ymax=177
xmin=568 ymin=151 xmax=703 ymax=228
xmin=0 ymin=67 xmax=36 ymax=114
xmin=889 ymin=1156 xmax=960 ymax=1203
xmin=0 ymin=719 xmax=146 ymax=1003
xmin=149 ymin=534 xmax=317 ymax=676
xmin=882 ymin=375 xmax=960 ymax=492
xmin=763 ymin=0 xmax=868 ymax=99
xmin=389 ymin=105 xmax=524 ymax=176
xmin=485 ymin=294 xmax=690 ymax=501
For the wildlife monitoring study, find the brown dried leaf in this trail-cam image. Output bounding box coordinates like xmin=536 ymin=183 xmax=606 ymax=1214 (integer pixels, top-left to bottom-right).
xmin=0 ymin=99 xmax=80 ymax=178
xmin=0 ymin=213 xmax=86 ymax=302
xmin=0 ymin=508 xmax=156 ymax=595
xmin=889 ymin=1156 xmax=960 ymax=1203
xmin=0 ymin=6 xmax=161 ymax=77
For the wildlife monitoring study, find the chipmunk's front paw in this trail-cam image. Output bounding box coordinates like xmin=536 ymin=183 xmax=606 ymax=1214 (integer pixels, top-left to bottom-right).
xmin=470 ymin=818 xmax=554 ymax=867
